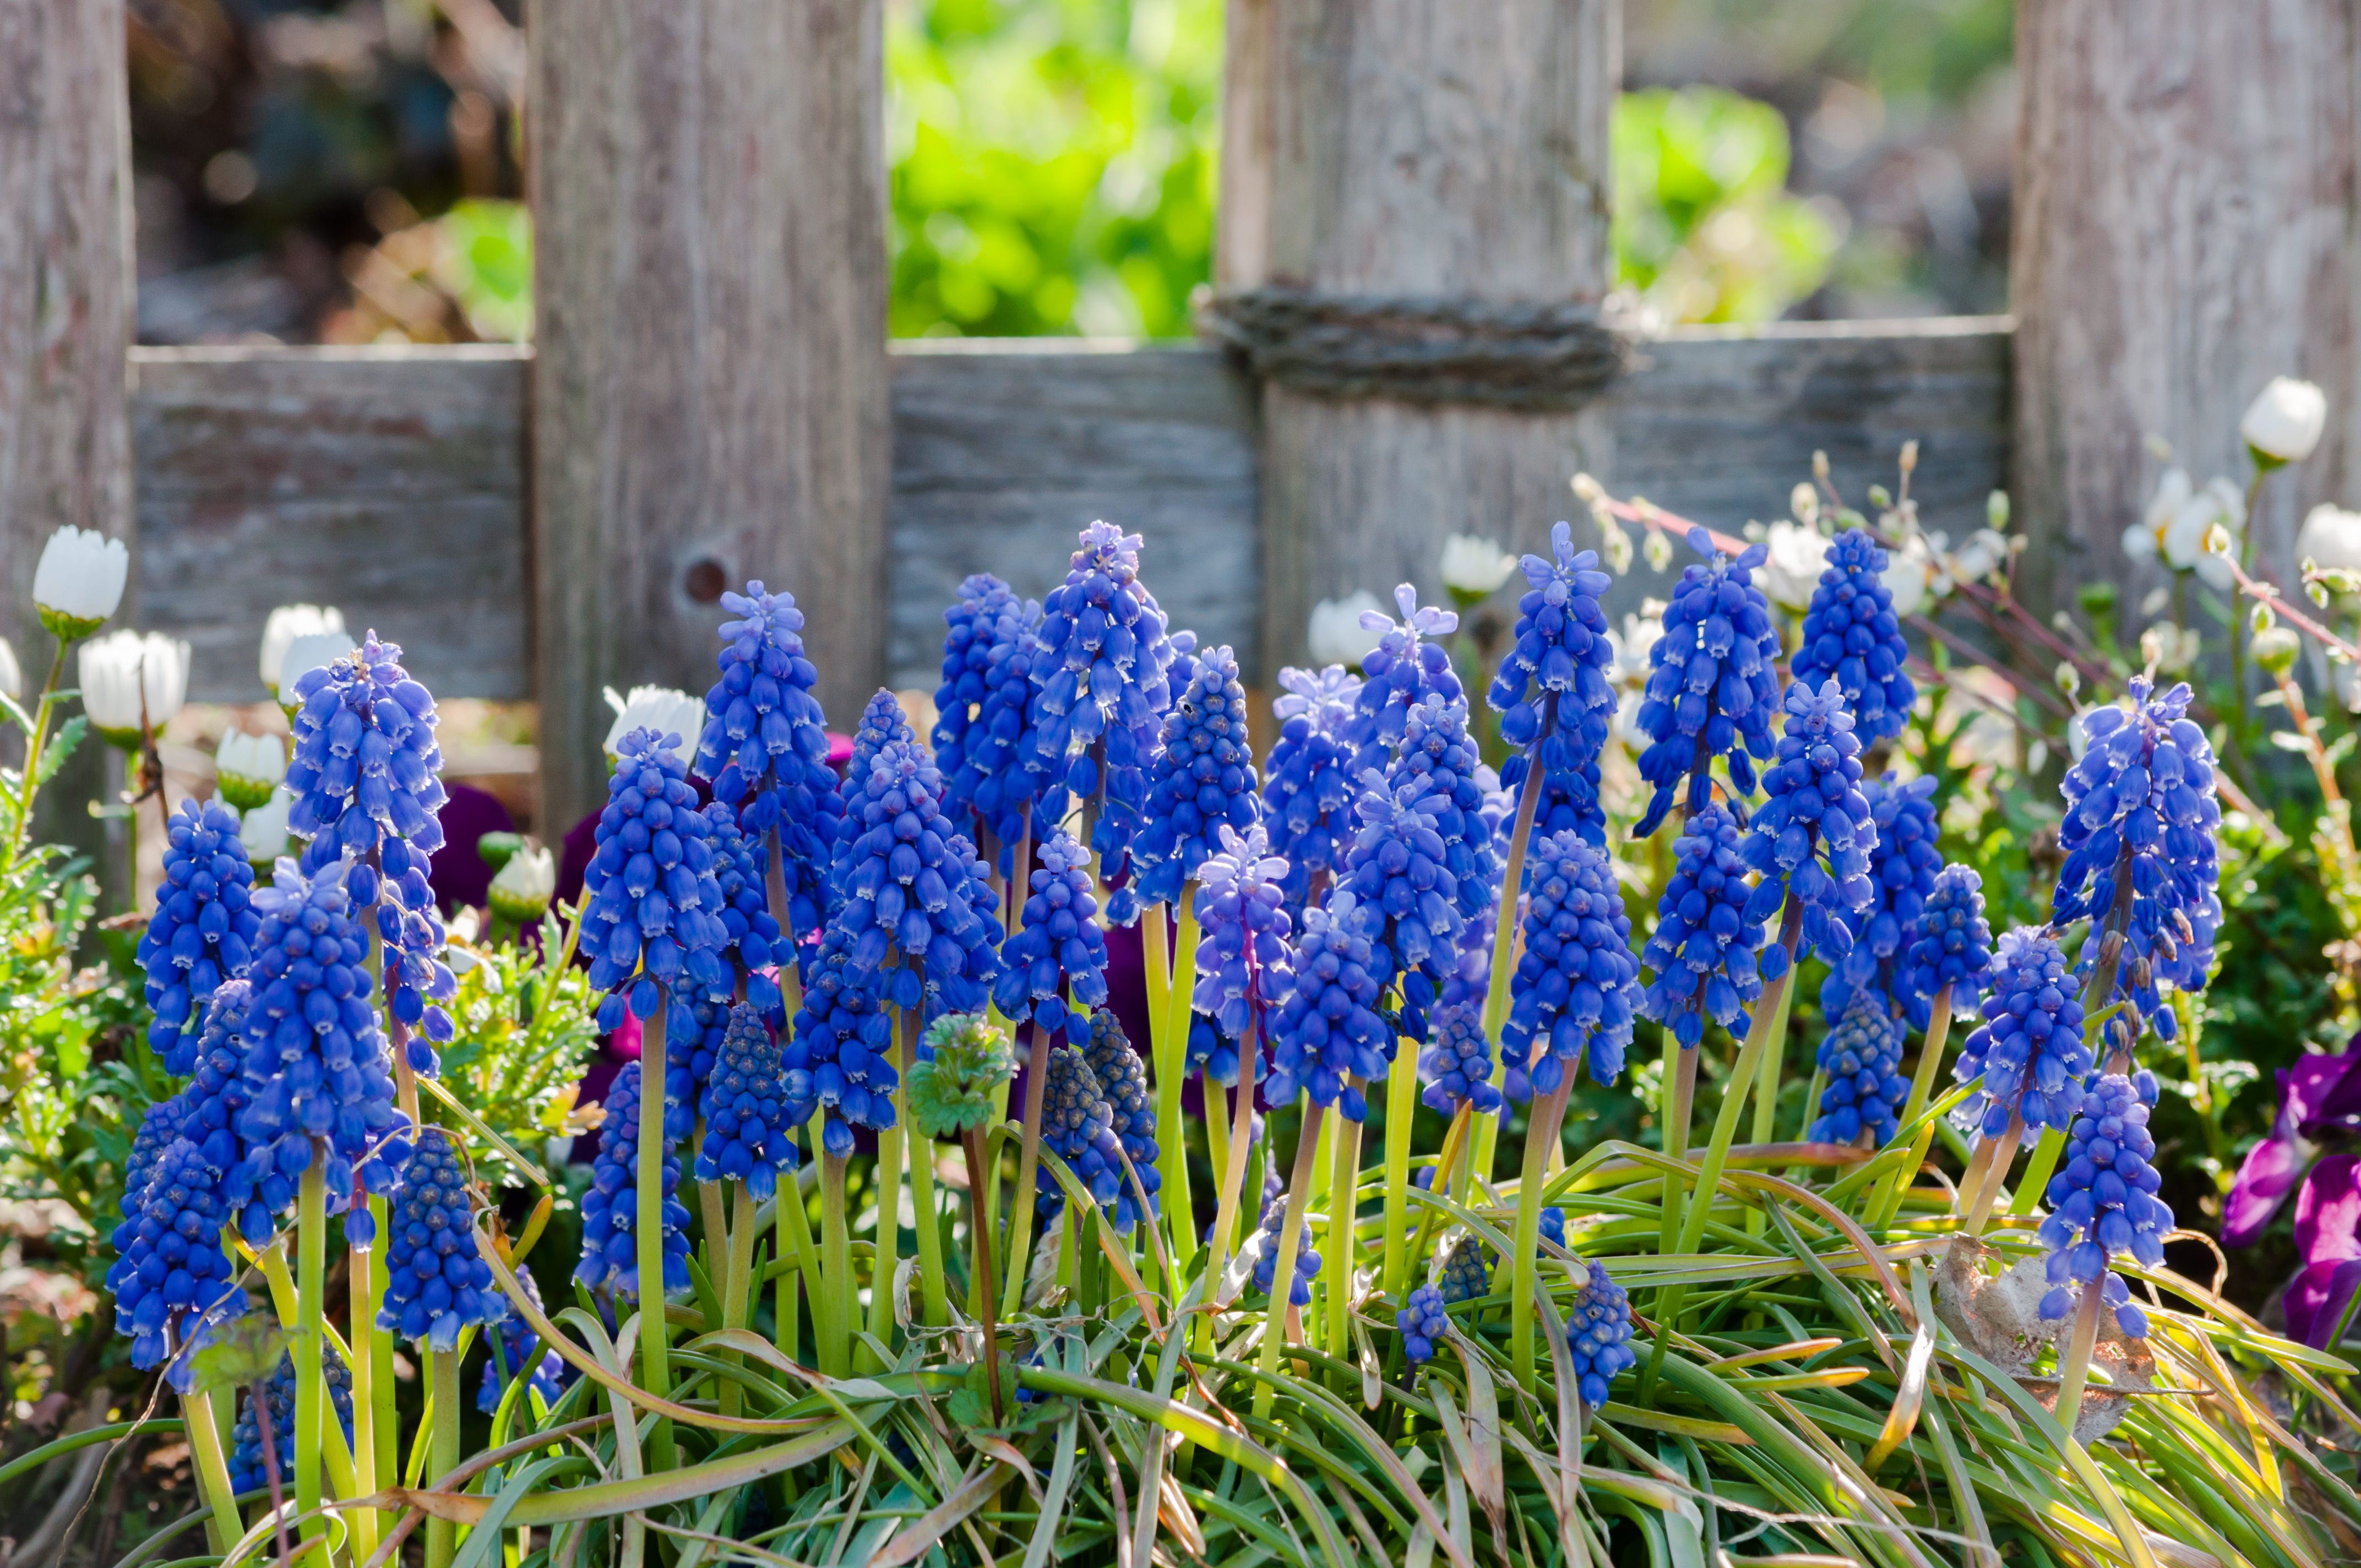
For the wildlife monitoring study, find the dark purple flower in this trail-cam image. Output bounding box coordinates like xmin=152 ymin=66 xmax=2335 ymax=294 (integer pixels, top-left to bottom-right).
xmin=2286 ymin=1155 xmax=2361 ymax=1348
xmin=2223 ymin=1035 xmax=2361 ymax=1248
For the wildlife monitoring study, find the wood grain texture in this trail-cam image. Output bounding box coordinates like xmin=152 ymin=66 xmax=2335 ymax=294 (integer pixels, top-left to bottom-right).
xmin=123 ymin=325 xmax=2007 ymax=701
xmin=0 ymin=0 xmax=133 ymax=641
xmin=2012 ymin=0 xmax=2360 ymax=614
xmin=526 ymin=0 xmax=889 ymax=829
xmin=130 ymin=346 xmax=530 ymax=702
xmin=1249 ymin=0 xmax=1620 ymax=669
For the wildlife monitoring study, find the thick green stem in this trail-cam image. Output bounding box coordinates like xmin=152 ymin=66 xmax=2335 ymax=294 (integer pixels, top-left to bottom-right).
xmin=368 ymin=1197 xmax=396 ymax=1491
xmin=720 ymin=1181 xmax=757 ymax=1417
xmin=818 ymin=1149 xmax=853 ymax=1377
xmin=294 ymin=1154 xmax=327 ymax=1568
xmin=899 ymin=1004 xmax=951 ymax=1332
xmin=1403 ymin=1104 xmax=1472 ymax=1295
xmin=2011 ymin=1125 xmax=2068 ymax=1221
xmin=181 ymin=1386 xmax=242 ymax=1555
xmin=780 ymin=1166 xmax=820 ymax=1361
xmin=1198 ymin=1022 xmax=1263 ymax=1356
xmin=348 ymin=1229 xmax=380 ymax=1562
xmin=1963 ymin=1112 xmax=2025 ymax=1235
xmin=1510 ymin=1082 xmax=1572 ymax=1393
xmin=1379 ymin=1049 xmax=1418 ymax=1300
xmin=8 ymin=635 xmax=67 ymax=862
xmin=1002 ymin=1017 xmax=1057 ymax=1319
xmin=1324 ymin=1100 xmax=1366 ymax=1369
xmin=1252 ymin=1101 xmax=1328 ymax=1419
xmin=1157 ymin=898 xmax=1202 ymax=1277
xmin=426 ymin=1347 xmax=463 ymax=1568
xmin=1744 ymin=968 xmax=1799 ymax=1234
xmin=1659 ymin=1035 xmax=1697 ymax=1257
xmin=2053 ymin=1279 xmax=2107 ymax=1441
xmin=961 ymin=1128 xmax=1006 ymax=1423
xmin=1872 ymin=986 xmax=1953 ymax=1228
xmin=636 ymin=994 xmax=674 ymax=1470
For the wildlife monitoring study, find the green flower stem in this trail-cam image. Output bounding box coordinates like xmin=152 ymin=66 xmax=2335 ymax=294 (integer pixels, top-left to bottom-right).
xmin=1658 ymin=1032 xmax=1697 ymax=1259
xmin=1744 ymin=969 xmax=1800 ymax=1235
xmin=1158 ymin=897 xmax=1201 ymax=1277
xmin=897 ymin=1003 xmax=951 ymax=1332
xmin=7 ymin=633 xmax=67 ymax=863
xmin=719 ymin=1180 xmax=758 ymax=1418
xmin=426 ymin=1345 xmax=464 ymax=1568
xmin=1509 ymin=1081 xmax=1573 ymax=1393
xmin=368 ymin=1196 xmax=396 ymax=1490
xmin=1197 ymin=1021 xmax=1263 ymax=1357
xmin=1252 ymin=1098 xmax=1328 ymax=1420
xmin=1203 ymin=1077 xmax=1233 ymax=1243
xmin=1379 ymin=1047 xmax=1418 ymax=1301
xmin=1963 ymin=1112 xmax=2026 ymax=1235
xmin=1323 ymin=1095 xmax=1366 ymax=1374
xmin=1305 ymin=1103 xmax=1335 ymax=1337
xmin=779 ymin=1164 xmax=820 ymax=1358
xmin=818 ymin=1147 xmax=853 ymax=1378
xmin=293 ymin=1153 xmax=328 ymax=1568
xmin=636 ymin=990 xmax=676 ymax=1471
xmin=2010 ymin=1126 xmax=2068 ymax=1222
xmin=960 ymin=1126 xmax=1006 ymax=1423
xmin=1002 ymin=1014 xmax=1057 ymax=1320
xmin=1642 ymin=896 xmax=1802 ymax=1401
xmin=180 ymin=1386 xmax=242 ymax=1555
xmin=1472 ymin=739 xmax=1548 ymax=1192
xmin=694 ymin=1153 xmax=728 ymax=1302
xmin=2053 ymin=1275 xmax=2107 ymax=1441
xmin=1871 ymin=984 xmax=1954 ymax=1228
xmin=1402 ymin=1103 xmax=1473 ymax=1295
xmin=348 ymin=1229 xmax=380 ymax=1563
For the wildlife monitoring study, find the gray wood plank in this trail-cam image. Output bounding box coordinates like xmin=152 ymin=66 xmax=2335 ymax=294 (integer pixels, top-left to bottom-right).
xmin=127 ymin=319 xmax=2012 ymax=708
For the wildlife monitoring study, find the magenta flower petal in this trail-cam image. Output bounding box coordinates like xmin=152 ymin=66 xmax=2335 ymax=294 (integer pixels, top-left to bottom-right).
xmin=2292 ymin=1035 xmax=2361 ymax=1133
xmin=2294 ymin=1154 xmax=2361 ymax=1267
xmin=2223 ymin=1130 xmax=2313 ymax=1248
xmin=2284 ymin=1256 xmax=2361 ymax=1349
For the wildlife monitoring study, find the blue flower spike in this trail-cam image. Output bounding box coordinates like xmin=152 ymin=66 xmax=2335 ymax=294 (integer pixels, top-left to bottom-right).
xmin=1739 ymin=679 xmax=1879 ymax=976
xmin=697 ymin=1002 xmax=801 ymax=1200
xmin=1822 ymin=774 xmax=1945 ymax=1030
xmin=784 ymin=925 xmax=899 ymax=1157
xmin=1565 ymin=1260 xmax=1638 ymax=1410
xmin=230 ymin=1352 xmax=353 ymax=1496
xmin=1633 ymin=527 xmax=1782 ymax=836
xmin=1791 ymin=527 xmax=1916 ymax=744
xmin=1136 ymin=643 xmax=1261 ymax=907
xmin=580 ymin=725 xmax=734 ymax=1043
xmin=1487 ymin=521 xmax=1619 ymax=846
xmin=1034 ymin=1041 xmax=1128 ymax=1222
xmin=833 ymin=736 xmax=1002 ymax=1016
xmin=1500 ymin=830 xmax=1640 ymax=1101
xmin=573 ymin=1063 xmax=691 ymax=1298
xmin=1253 ymin=1189 xmax=1321 ymax=1306
xmin=2037 ymin=1070 xmax=2170 ymax=1341
xmin=1266 ymin=892 xmax=1391 ymax=1121
xmin=1638 ymin=803 xmax=1771 ymax=1049
xmin=1082 ymin=1010 xmax=1161 ymax=1227
xmin=1808 ymin=992 xmax=1909 ymax=1147
xmin=1952 ymin=928 xmax=2090 ymax=1140
xmin=1907 ymin=865 xmax=1996 ymax=1016
xmin=377 ymin=1126 xmax=506 ymax=1352
xmin=107 ymin=1135 xmax=243 ymax=1371
xmin=933 ymin=575 xmax=1048 ymax=855
xmin=991 ymin=828 xmax=1109 ymax=1042
xmin=1263 ymin=665 xmax=1362 ymax=907
xmin=1397 ymin=1283 xmax=1452 ymax=1366
xmin=477 ymin=1267 xmax=572 ymax=1415
xmin=1345 ymin=585 xmax=1464 ymax=775
xmin=139 ymin=799 xmax=260 ymax=1070
xmin=1188 ymin=823 xmax=1295 ymax=1052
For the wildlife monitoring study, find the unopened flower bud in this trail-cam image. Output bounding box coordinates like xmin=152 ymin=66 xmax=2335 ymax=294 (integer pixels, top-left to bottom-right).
xmin=1789 ymin=482 xmax=1819 ymax=526
xmin=1868 ymin=483 xmax=1892 ymax=511
xmin=33 ymin=526 xmax=129 ymax=642
xmin=1900 ymin=439 xmax=1919 ymax=475
xmin=2056 ymin=662 xmax=2081 ymax=699
xmin=487 ymin=843 xmax=555 ymax=927
xmin=2077 ymin=581 xmax=2118 ymax=618
xmin=2242 ymin=375 xmax=2327 ymax=465
xmin=214 ymin=729 xmax=286 ymax=811
xmin=1641 ymin=526 xmax=1672 ymax=573
xmin=2253 ymin=624 xmax=2301 ymax=674
xmin=1813 ymin=449 xmax=1831 ymax=482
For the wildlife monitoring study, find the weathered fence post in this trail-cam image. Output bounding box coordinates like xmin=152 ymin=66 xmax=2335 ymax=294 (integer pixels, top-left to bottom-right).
xmin=2013 ymin=0 xmax=2360 ymax=611
xmin=527 ymin=0 xmax=890 ymax=830
xmin=0 ymin=0 xmax=132 ymax=875
xmin=1209 ymin=0 xmax=1620 ymax=670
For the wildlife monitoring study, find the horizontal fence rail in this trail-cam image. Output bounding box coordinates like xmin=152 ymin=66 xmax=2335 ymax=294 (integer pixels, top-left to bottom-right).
xmin=129 ymin=314 xmax=2009 ymax=704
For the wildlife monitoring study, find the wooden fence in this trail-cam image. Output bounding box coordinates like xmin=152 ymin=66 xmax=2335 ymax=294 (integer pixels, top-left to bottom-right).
xmin=8 ymin=0 xmax=2360 ymax=831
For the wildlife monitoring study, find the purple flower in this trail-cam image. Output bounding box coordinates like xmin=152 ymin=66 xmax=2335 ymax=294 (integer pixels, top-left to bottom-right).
xmin=138 ymin=800 xmax=259 ymax=1068
xmin=1633 ymin=528 xmax=1782 ymax=836
xmin=2285 ymin=1155 xmax=2361 ymax=1348
xmin=1791 ymin=529 xmax=1916 ymax=744
xmin=1739 ymin=679 xmax=1877 ymax=971
xmin=2223 ymin=1035 xmax=2361 ymax=1247
xmin=1262 ymin=665 xmax=1360 ymax=906
xmin=1345 ymin=585 xmax=1464 ymax=776
xmin=1136 ymin=644 xmax=1261 ymax=906
xmin=1188 ymin=824 xmax=1293 ymax=1047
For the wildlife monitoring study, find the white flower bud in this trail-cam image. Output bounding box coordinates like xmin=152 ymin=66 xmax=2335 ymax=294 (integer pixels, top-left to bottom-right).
xmin=2241 ymin=376 xmax=2328 ymax=464
xmin=214 ymin=729 xmax=287 ymax=810
xmin=2253 ymin=624 xmax=2302 ymax=675
xmin=2055 ymin=662 xmax=2081 ymax=700
xmin=236 ymin=786 xmax=296 ymax=868
xmin=1307 ymin=591 xmax=1385 ymax=669
xmin=1986 ymin=490 xmax=2010 ymax=530
xmin=602 ymin=684 xmax=704 ymax=763
xmin=1759 ymin=522 xmax=1830 ymax=612
xmin=32 ymin=526 xmax=129 ymax=639
xmin=259 ymin=605 xmax=346 ymax=694
xmin=1569 ymin=472 xmax=1604 ymax=505
xmin=1789 ymin=482 xmax=1819 ymax=526
xmin=2299 ymin=504 xmax=2361 ymax=574
xmin=79 ymin=630 xmax=189 ymax=743
xmin=1641 ymin=526 xmax=1673 ymax=573
xmin=1438 ymin=534 xmax=1520 ymax=600
xmin=277 ymin=629 xmax=359 ymax=700
xmin=488 ymin=843 xmax=557 ymax=925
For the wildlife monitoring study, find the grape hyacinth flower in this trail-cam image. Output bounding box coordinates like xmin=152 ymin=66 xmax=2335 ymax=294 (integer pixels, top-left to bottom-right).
xmin=108 ymin=1136 xmax=243 ymax=1370
xmin=2037 ymin=1071 xmax=2170 ymax=1340
xmin=698 ymin=802 xmax=785 ymax=1015
xmin=784 ymin=925 xmax=899 ymax=1156
xmin=1565 ymin=1261 xmax=1638 ymax=1409
xmin=1252 ymin=1190 xmax=1320 ymax=1305
xmin=139 ymin=801 xmax=260 ymax=1069
xmin=1189 ymin=824 xmax=1294 ymax=1052
xmin=1262 ymin=665 xmax=1362 ymax=907
xmin=1027 ymin=521 xmax=1177 ymax=922
xmin=1500 ymin=830 xmax=1640 ymax=1098
xmin=1639 ymin=804 xmax=1771 ymax=1049
xmin=1487 ymin=521 xmax=1618 ymax=845
xmin=1821 ymin=774 xmax=1944 ymax=1029
xmin=1905 ymin=865 xmax=1996 ymax=1017
xmin=573 ymin=1063 xmax=690 ymax=1297
xmin=933 ymin=573 xmax=1014 ymax=792
xmin=934 ymin=575 xmax=1049 ymax=853
xmin=119 ymin=1095 xmax=189 ymax=1225
xmin=1391 ymin=699 xmax=1500 ymax=920
xmin=1952 ymin=928 xmax=2090 ymax=1139
xmin=694 ymin=581 xmax=844 ymax=941
xmin=1437 ymin=1233 xmax=1492 ymax=1304
xmin=842 ymin=689 xmax=915 ymax=798
xmin=992 ymin=829 xmax=1109 ymax=1041
xmin=281 ymin=633 xmax=457 ymax=1069
xmin=1266 ymin=893 xmax=1390 ymax=1121
xmin=1791 ymin=528 xmax=1916 ymax=745
xmin=229 ymin=1352 xmax=353 ymax=1496
xmin=697 ymin=1003 xmax=800 ymax=1199
xmin=1418 ymin=999 xmax=1503 ymax=1116
xmin=1343 ymin=585 xmax=1464 ymax=775
xmin=1632 ymin=528 xmax=1782 ymax=836
xmin=1034 ymin=1043 xmax=1127 ymax=1220
xmin=1808 ymin=992 xmax=1908 ymax=1146
xmin=1135 ymin=644 xmax=1260 ymax=907
xmin=2053 ymin=677 xmax=2223 ymax=1044
xmin=580 ymin=726 xmax=733 ymax=1032
xmin=478 ymin=1267 xmax=570 ymax=1415
xmin=1335 ymin=771 xmax=1462 ymax=1035
xmin=176 ymin=981 xmax=252 ymax=1177
xmin=378 ymin=1127 xmax=506 ymax=1351
xmin=1397 ymin=1284 xmax=1452 ymax=1366
xmin=1082 ymin=1011 xmax=1160 ymax=1226
xmin=834 ymin=738 xmax=1000 ymax=1015
xmin=1740 ymin=680 xmax=1878 ymax=970
xmin=230 ymin=859 xmax=411 ymax=1240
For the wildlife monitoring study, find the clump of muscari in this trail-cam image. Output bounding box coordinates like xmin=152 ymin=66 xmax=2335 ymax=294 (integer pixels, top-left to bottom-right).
xmin=1262 ymin=665 xmax=1361 ymax=906
xmin=377 ymin=1127 xmax=506 ymax=1352
xmin=1082 ymin=1010 xmax=1160 ymax=1227
xmin=1487 ymin=522 xmax=1618 ymax=847
xmin=696 ymin=1003 xmax=800 ymax=1199
xmin=1952 ymin=928 xmax=2088 ymax=1138
xmin=2037 ymin=1071 xmax=2169 ymax=1339
xmin=1564 ymin=1261 xmax=1638 ymax=1409
xmin=1344 ymin=585 xmax=1464 ymax=775
xmin=1791 ymin=528 xmax=1916 ymax=744
xmin=1906 ymin=865 xmax=1996 ymax=1015
xmin=1808 ymin=992 xmax=1908 ymax=1146
xmin=579 ymin=727 xmax=732 ymax=1038
xmin=1135 ymin=643 xmax=1260 ymax=906
xmin=993 ymin=829 xmax=1108 ymax=1041
xmin=1265 ymin=892 xmax=1390 ymax=1120
xmin=107 ymin=1136 xmax=242 ymax=1371
xmin=1397 ymin=1284 xmax=1452 ymax=1366
xmin=1823 ymin=774 xmax=1943 ymax=1028
xmin=1740 ymin=679 xmax=1876 ymax=971
xmin=694 ymin=581 xmax=843 ymax=940
xmin=1335 ymin=771 xmax=1461 ymax=1034
xmin=833 ymin=737 xmax=1001 ymax=1015
xmin=139 ymin=799 xmax=259 ymax=1069
xmin=573 ymin=1063 xmax=690 ymax=1298
xmin=1500 ymin=830 xmax=1639 ymax=1098
xmin=784 ymin=924 xmax=898 ymax=1157
xmin=933 ymin=574 xmax=1047 ymax=853
xmin=1638 ymin=804 xmax=1769 ymax=1048
xmin=1631 ymin=529 xmax=1781 ymax=836
xmin=1252 ymin=1190 xmax=1320 ymax=1306
xmin=229 ymin=1352 xmax=353 ymax=1496
xmin=2052 ymin=677 xmax=2222 ymax=1044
